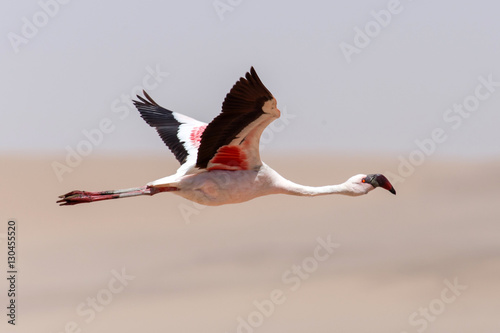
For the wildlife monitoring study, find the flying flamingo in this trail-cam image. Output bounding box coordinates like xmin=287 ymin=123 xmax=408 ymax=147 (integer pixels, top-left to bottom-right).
xmin=58 ymin=67 xmax=395 ymax=206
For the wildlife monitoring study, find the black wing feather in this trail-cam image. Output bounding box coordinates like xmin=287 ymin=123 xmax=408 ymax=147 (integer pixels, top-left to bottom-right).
xmin=133 ymin=91 xmax=189 ymax=164
xmin=196 ymin=67 xmax=273 ymax=169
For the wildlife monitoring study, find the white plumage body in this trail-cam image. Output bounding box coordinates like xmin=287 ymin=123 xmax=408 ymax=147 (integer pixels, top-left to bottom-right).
xmin=171 ymin=164 xmax=278 ymax=206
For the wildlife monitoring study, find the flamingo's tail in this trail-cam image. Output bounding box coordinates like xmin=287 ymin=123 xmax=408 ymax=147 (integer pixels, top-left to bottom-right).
xmin=57 ymin=185 xmax=178 ymax=206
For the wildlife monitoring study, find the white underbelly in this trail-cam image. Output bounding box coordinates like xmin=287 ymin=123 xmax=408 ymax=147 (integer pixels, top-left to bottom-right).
xmin=175 ymin=169 xmax=273 ymax=206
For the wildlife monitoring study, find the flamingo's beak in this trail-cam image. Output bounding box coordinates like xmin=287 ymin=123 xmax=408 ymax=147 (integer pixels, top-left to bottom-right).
xmin=365 ymin=174 xmax=396 ymax=195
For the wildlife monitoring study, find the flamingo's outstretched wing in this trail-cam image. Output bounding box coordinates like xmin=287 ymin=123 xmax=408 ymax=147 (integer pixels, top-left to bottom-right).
xmin=196 ymin=67 xmax=280 ymax=171
xmin=133 ymin=91 xmax=207 ymax=165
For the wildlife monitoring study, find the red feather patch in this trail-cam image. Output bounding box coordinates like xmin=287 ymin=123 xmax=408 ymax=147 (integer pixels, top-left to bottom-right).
xmin=190 ymin=125 xmax=207 ymax=148
xmin=207 ymin=145 xmax=249 ymax=170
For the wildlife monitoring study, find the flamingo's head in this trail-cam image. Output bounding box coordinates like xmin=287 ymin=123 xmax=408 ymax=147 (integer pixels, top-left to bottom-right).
xmin=346 ymin=174 xmax=396 ymax=196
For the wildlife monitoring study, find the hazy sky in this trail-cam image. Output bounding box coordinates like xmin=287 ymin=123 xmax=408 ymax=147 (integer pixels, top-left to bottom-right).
xmin=2 ymin=0 xmax=500 ymax=158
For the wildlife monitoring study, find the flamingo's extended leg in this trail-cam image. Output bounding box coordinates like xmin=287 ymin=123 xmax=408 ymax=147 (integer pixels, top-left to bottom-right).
xmin=57 ymin=186 xmax=178 ymax=206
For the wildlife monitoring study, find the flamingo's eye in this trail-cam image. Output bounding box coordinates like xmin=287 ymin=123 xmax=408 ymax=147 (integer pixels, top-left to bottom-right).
xmin=361 ymin=178 xmax=366 ymax=183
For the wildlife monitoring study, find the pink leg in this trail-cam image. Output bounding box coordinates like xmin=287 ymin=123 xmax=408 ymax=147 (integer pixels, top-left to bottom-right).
xmin=57 ymin=186 xmax=178 ymax=206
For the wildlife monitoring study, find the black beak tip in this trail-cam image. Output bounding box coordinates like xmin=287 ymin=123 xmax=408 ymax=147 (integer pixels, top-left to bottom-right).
xmin=369 ymin=174 xmax=396 ymax=195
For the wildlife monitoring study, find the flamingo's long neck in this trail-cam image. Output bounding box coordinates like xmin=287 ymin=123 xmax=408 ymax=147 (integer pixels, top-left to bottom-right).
xmin=260 ymin=165 xmax=353 ymax=197
xmin=272 ymin=175 xmax=354 ymax=197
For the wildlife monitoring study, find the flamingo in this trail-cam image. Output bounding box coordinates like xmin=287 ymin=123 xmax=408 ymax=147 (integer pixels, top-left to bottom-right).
xmin=57 ymin=67 xmax=395 ymax=206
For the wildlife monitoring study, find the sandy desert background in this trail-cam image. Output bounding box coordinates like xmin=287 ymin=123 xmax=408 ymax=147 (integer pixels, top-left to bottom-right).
xmin=1 ymin=153 xmax=499 ymax=333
